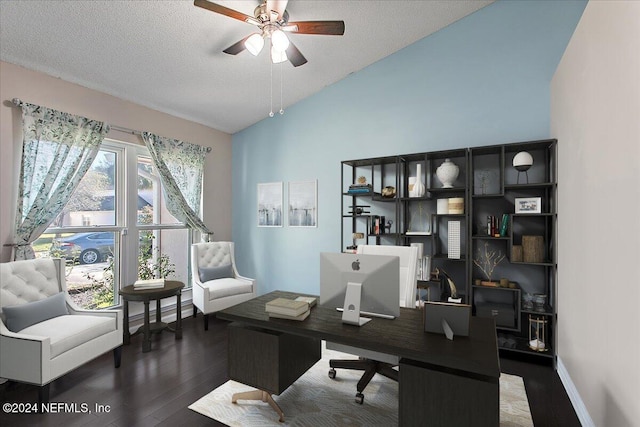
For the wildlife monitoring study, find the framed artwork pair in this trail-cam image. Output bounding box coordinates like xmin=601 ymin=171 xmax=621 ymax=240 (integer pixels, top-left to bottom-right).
xmin=257 ymin=180 xmax=317 ymax=227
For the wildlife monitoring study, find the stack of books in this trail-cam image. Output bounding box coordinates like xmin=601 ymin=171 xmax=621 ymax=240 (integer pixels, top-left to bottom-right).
xmin=370 ymin=215 xmax=386 ymax=235
xmin=265 ymin=297 xmax=315 ymax=321
xmin=133 ymin=278 xmax=165 ymax=290
xmin=347 ymin=183 xmax=372 ymax=195
xmin=294 ymin=296 xmax=317 ymax=307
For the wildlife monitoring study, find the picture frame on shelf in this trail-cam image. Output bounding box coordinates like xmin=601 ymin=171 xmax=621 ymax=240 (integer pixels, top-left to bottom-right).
xmin=515 ymin=197 xmax=542 ymax=214
xmin=288 ymin=180 xmax=318 ymax=227
xmin=257 ymin=182 xmax=283 ymax=227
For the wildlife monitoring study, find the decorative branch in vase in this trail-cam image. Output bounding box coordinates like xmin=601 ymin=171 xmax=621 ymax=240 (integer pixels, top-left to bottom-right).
xmin=473 ymin=242 xmax=505 ymax=286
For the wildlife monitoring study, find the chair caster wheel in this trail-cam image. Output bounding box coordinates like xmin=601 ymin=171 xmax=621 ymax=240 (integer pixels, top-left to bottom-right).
xmin=355 ymin=392 xmax=364 ymax=404
xmin=328 ymin=368 xmax=336 ymax=379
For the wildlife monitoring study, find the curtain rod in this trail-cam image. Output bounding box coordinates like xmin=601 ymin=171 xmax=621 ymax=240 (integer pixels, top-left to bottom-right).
xmin=10 ymin=98 xmax=212 ymax=153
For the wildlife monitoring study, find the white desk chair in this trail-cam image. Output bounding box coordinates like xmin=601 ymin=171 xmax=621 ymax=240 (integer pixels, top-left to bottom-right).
xmin=328 ymin=244 xmax=418 ymax=404
xmin=191 ymin=242 xmax=256 ymax=330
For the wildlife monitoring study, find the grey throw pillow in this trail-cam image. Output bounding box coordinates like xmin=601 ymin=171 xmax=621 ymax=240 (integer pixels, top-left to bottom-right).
xmin=3 ymin=292 xmax=69 ymax=332
xmin=199 ymin=264 xmax=233 ymax=282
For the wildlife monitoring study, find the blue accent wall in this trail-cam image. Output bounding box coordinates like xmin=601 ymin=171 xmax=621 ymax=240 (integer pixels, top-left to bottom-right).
xmin=231 ymin=0 xmax=586 ymax=296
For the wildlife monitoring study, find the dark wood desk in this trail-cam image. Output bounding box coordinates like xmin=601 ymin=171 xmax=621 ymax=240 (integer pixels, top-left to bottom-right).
xmin=218 ymin=290 xmax=500 ymax=426
xmin=120 ymin=280 xmax=184 ymax=353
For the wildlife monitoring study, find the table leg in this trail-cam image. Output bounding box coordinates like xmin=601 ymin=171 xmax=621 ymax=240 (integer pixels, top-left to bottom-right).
xmin=156 ymin=298 xmax=161 ymax=323
xmin=175 ymin=291 xmax=182 ymax=340
xmin=123 ymin=300 xmax=130 ymax=345
xmin=143 ymin=300 xmax=151 ymax=353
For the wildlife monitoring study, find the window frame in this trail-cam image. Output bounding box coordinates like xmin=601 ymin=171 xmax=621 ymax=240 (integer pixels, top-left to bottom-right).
xmin=44 ymin=138 xmax=196 ymax=309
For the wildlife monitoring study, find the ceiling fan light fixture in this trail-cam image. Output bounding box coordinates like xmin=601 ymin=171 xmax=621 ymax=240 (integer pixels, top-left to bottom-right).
xmin=196 ymin=1 xmax=345 ymax=67
xmin=271 ymin=29 xmax=290 ymax=52
xmin=270 ymin=45 xmax=288 ymax=63
xmin=245 ymin=33 xmax=264 ymax=56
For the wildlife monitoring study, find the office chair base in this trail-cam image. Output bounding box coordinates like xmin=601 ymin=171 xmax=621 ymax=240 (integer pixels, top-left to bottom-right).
xmin=232 ymin=389 xmax=284 ymax=423
xmin=329 ymin=358 xmax=399 ymax=404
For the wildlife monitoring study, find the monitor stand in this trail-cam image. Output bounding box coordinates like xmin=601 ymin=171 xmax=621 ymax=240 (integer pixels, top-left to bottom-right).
xmin=342 ymin=282 xmax=371 ymax=326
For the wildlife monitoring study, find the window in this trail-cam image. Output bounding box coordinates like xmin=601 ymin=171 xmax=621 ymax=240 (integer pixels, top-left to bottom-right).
xmin=33 ymin=139 xmax=192 ymax=309
xmin=135 ymin=154 xmax=190 ymax=286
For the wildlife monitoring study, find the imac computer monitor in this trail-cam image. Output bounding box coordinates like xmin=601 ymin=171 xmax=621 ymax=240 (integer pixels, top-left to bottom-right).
xmin=320 ymin=252 xmax=399 ymax=326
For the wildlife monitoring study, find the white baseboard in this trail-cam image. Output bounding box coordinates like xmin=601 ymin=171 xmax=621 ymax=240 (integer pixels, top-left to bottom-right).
xmin=557 ymin=356 xmax=595 ymax=427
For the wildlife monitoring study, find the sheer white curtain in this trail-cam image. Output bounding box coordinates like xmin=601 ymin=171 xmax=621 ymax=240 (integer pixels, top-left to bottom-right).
xmin=13 ymin=102 xmax=109 ymax=260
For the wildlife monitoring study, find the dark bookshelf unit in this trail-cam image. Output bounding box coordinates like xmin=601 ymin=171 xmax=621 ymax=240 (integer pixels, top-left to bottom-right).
xmin=341 ymin=139 xmax=557 ymax=362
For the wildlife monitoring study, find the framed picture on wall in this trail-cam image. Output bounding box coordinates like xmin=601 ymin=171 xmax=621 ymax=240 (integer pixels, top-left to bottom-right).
xmin=257 ymin=182 xmax=283 ymax=227
xmin=288 ymin=180 xmax=317 ymax=227
xmin=515 ymin=197 xmax=542 ymax=214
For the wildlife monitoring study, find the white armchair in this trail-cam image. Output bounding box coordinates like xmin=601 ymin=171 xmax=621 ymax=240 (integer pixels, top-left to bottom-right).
xmin=0 ymin=258 xmax=123 ymax=405
xmin=191 ymin=242 xmax=256 ymax=330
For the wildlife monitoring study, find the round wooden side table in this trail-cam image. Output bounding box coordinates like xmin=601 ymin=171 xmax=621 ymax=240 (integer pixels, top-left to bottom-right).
xmin=119 ymin=280 xmax=184 ymax=353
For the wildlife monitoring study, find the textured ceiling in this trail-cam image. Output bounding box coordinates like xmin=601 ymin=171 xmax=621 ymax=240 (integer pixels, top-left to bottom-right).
xmin=0 ymin=1 xmax=493 ymax=134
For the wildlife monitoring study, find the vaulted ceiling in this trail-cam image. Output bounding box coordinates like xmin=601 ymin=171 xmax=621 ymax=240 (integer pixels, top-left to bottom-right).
xmin=0 ymin=1 xmax=493 ymax=133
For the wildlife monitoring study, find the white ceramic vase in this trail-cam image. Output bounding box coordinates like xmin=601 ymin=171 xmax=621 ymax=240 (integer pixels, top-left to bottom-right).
xmin=410 ymin=163 xmax=426 ymax=197
xmin=436 ymin=158 xmax=459 ymax=188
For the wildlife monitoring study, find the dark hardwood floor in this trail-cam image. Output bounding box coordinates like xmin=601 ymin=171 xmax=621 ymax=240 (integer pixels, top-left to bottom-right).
xmin=0 ymin=315 xmax=580 ymax=426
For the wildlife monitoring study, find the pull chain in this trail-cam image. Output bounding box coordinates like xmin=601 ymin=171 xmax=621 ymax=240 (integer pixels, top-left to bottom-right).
xmin=279 ymin=62 xmax=284 ymax=115
xmin=269 ymin=58 xmax=274 ymax=117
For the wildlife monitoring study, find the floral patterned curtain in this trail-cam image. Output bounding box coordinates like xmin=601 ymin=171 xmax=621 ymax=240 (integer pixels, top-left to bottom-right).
xmin=13 ymin=102 xmax=109 ymax=260
xmin=142 ymin=132 xmax=212 ymax=237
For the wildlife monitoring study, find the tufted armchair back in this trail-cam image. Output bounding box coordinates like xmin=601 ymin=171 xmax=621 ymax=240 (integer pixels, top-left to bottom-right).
xmin=0 ymin=258 xmax=65 ymax=316
xmin=193 ymin=241 xmax=235 ymax=270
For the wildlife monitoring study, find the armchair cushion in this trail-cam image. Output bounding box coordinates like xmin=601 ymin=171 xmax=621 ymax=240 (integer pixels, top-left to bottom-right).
xmin=19 ymin=314 xmax=116 ymax=358
xmin=199 ymin=264 xmax=233 ymax=282
xmin=4 ymin=292 xmax=69 ymax=332
xmin=203 ymin=278 xmax=253 ymax=300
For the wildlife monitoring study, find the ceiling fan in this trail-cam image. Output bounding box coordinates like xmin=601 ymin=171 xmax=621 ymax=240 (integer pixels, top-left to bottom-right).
xmin=194 ymin=0 xmax=345 ymax=67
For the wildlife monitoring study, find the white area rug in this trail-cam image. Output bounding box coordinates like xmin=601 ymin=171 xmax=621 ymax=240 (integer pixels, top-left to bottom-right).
xmin=190 ymin=345 xmax=533 ymax=426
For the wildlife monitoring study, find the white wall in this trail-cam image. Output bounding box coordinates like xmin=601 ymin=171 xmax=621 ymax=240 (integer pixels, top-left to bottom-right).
xmin=0 ymin=61 xmax=233 ymax=263
xmin=551 ymin=2 xmax=640 ymax=426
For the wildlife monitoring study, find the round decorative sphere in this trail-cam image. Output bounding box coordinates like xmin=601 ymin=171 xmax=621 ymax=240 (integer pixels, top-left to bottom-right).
xmin=513 ymin=151 xmax=533 ymax=172
xmin=436 ymin=158 xmax=459 ymax=188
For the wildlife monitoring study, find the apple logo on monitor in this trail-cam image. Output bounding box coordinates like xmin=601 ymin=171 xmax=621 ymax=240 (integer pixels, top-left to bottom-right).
xmin=351 ymin=259 xmax=360 ymax=271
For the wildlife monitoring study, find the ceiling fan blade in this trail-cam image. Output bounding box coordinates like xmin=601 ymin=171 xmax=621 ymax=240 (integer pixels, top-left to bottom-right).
xmin=223 ymin=35 xmax=250 ymax=55
xmin=284 ymin=21 xmax=345 ymax=36
xmin=266 ymin=0 xmax=288 ymax=21
xmin=194 ymin=0 xmax=260 ymax=26
xmin=286 ymin=41 xmax=307 ymax=67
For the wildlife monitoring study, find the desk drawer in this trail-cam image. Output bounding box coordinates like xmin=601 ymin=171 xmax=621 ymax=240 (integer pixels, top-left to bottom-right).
xmin=399 ymin=358 xmax=499 ymax=426
xmin=228 ymin=323 xmax=321 ymax=395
